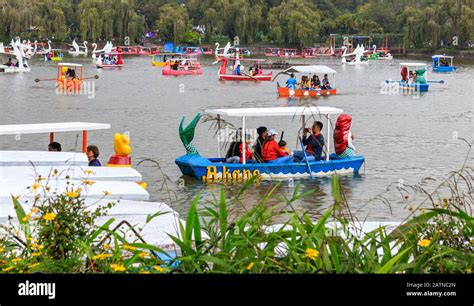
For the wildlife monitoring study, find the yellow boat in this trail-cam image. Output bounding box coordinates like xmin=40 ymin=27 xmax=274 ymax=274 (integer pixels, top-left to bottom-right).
xmin=47 ymin=49 xmax=64 ymax=61
xmin=151 ymin=53 xmax=181 ymax=67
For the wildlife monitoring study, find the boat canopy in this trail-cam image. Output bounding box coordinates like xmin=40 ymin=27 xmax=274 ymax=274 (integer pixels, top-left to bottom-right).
xmin=58 ymin=63 xmax=82 ymax=67
xmin=206 ymin=106 xmax=343 ymax=117
xmin=272 ymin=65 xmax=336 ymax=81
xmin=399 ymin=62 xmax=427 ymax=67
xmin=432 ymin=55 xmax=454 ymax=59
xmin=0 ymin=122 xmax=110 ymax=135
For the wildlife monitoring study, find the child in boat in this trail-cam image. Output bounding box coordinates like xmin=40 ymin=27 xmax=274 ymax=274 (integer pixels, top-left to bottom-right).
xmin=87 ymin=145 xmax=101 ymax=167
xmin=286 ymin=73 xmax=297 ymax=89
xmin=234 ymin=64 xmax=242 ymax=75
xmin=278 ymin=140 xmax=291 ymax=155
xmin=239 ymin=134 xmax=254 ymax=163
xmin=262 ymin=129 xmax=293 ymax=163
xmin=322 ymin=74 xmax=331 ymax=89
xmin=225 ymin=129 xmax=242 ymax=163
xmin=253 ymin=126 xmax=267 ymax=162
xmin=294 ymin=122 xmax=325 ymax=162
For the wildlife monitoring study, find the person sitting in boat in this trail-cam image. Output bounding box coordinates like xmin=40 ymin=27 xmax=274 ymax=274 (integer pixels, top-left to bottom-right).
xmin=334 ymin=114 xmax=356 ymax=158
xmin=311 ymin=75 xmax=321 ymax=88
xmin=254 ymin=65 xmax=260 ymax=75
xmin=4 ymin=58 xmax=13 ymax=67
xmin=234 ymin=64 xmax=242 ymax=75
xmin=48 ymin=142 xmax=62 ymax=152
xmin=87 ymin=145 xmax=101 ymax=167
xmin=239 ymin=134 xmax=254 ymax=163
xmin=401 ymin=66 xmax=408 ymax=82
xmin=278 ymin=140 xmax=291 ymax=155
xmin=322 ymin=74 xmax=331 ymax=89
xmin=253 ymin=126 xmax=267 ymax=163
xmin=66 ymin=68 xmax=77 ymax=80
xmin=172 ymin=60 xmax=179 ymax=70
xmin=294 ymin=121 xmax=325 ymax=162
xmin=286 ymin=73 xmax=297 ymax=89
xmin=225 ymin=129 xmax=242 ymax=163
xmin=262 ymin=129 xmax=293 ymax=163
xmin=440 ymin=58 xmax=449 ymax=66
xmin=248 ymin=67 xmax=254 ymax=76
xmin=299 ymin=75 xmax=310 ymax=89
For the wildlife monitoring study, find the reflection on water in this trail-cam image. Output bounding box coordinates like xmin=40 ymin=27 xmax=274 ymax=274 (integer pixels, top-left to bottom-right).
xmin=1 ymin=55 xmax=473 ymax=221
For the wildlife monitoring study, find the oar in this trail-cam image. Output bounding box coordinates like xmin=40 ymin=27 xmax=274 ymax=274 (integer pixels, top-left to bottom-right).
xmin=385 ymin=79 xmax=444 ymax=84
xmin=35 ymin=75 xmax=99 ymax=82
xmin=242 ymin=72 xmax=259 ymax=82
xmin=298 ymin=136 xmax=313 ymax=179
xmin=280 ymin=131 xmax=284 ymax=142
xmin=427 ymin=80 xmax=445 ymax=84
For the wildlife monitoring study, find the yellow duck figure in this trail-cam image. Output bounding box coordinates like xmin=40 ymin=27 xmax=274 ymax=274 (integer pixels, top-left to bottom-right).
xmin=107 ymin=133 xmax=132 ymax=167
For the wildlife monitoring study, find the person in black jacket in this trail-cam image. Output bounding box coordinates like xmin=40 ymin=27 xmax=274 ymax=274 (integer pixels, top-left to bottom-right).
xmin=294 ymin=121 xmax=325 ymax=162
xmin=253 ymin=126 xmax=267 ymax=162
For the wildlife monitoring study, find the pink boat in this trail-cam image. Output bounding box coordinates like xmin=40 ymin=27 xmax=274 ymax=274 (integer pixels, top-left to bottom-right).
xmin=138 ymin=46 xmax=160 ymax=56
xmin=162 ymin=56 xmax=202 ymax=76
xmin=265 ymin=47 xmax=281 ymax=57
xmin=216 ymin=57 xmax=272 ymax=81
xmin=278 ymin=48 xmax=301 ymax=58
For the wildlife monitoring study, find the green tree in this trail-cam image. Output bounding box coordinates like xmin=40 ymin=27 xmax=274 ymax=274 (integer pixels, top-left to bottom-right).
xmin=155 ymin=4 xmax=190 ymax=43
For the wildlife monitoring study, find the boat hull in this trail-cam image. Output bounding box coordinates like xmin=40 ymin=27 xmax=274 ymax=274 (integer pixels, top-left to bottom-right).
xmin=0 ymin=65 xmax=31 ymax=73
xmin=162 ymin=66 xmax=202 ymax=75
xmin=219 ymin=73 xmax=272 ymax=81
xmin=175 ymin=154 xmax=365 ymax=182
xmin=433 ymin=66 xmax=456 ymax=72
xmin=277 ymin=86 xmax=337 ymax=97
xmin=96 ymin=63 xmax=124 ymax=69
xmin=398 ymin=81 xmax=429 ymax=92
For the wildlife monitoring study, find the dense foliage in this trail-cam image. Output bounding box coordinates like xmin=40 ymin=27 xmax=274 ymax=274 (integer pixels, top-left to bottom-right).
xmin=0 ymin=0 xmax=473 ymax=47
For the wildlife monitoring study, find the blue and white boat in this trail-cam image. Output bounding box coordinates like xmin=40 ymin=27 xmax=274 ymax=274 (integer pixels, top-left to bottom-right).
xmin=387 ymin=63 xmax=430 ymax=92
xmin=175 ymin=107 xmax=365 ymax=182
xmin=432 ymin=55 xmax=457 ymax=72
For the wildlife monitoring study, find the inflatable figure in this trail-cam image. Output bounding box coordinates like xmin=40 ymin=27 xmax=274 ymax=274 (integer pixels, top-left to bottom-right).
xmin=107 ymin=133 xmax=132 ymax=167
xmin=179 ymin=113 xmax=201 ymax=155
xmin=334 ymin=114 xmax=356 ymax=158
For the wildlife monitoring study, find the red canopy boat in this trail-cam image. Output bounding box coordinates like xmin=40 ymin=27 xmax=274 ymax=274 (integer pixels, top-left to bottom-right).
xmin=279 ymin=48 xmax=301 ymax=58
xmin=138 ymin=46 xmax=160 ymax=56
xmin=118 ymin=46 xmax=139 ymax=55
xmin=265 ymin=47 xmax=281 ymax=57
xmin=162 ymin=55 xmax=202 ymax=76
xmin=216 ymin=57 xmax=272 ymax=81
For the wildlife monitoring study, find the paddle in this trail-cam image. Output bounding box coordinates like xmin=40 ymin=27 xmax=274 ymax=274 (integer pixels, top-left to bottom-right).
xmin=298 ymin=136 xmax=313 ymax=179
xmin=35 ymin=75 xmax=99 ymax=82
xmin=280 ymin=131 xmax=284 ymax=142
xmin=241 ymin=72 xmax=259 ymax=82
xmin=385 ymin=79 xmax=444 ymax=84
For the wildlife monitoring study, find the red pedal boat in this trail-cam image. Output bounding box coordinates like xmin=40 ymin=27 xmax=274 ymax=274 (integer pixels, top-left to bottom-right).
xmin=216 ymin=57 xmax=272 ymax=81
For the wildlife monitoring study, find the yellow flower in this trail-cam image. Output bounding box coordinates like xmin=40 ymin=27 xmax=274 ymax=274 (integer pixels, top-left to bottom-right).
xmin=138 ymin=252 xmax=148 ymax=258
xmin=28 ymin=263 xmax=40 ymax=269
xmin=103 ymin=244 xmax=110 ymax=250
xmin=419 ymin=239 xmax=431 ymax=248
xmin=2 ymin=266 xmax=15 ymax=272
xmin=110 ymin=264 xmax=126 ymax=272
xmin=152 ymin=266 xmax=165 ymax=273
xmin=31 ymin=252 xmax=41 ymax=257
xmin=83 ymin=170 xmax=95 ymax=175
xmin=31 ymin=183 xmax=41 ymax=190
xmin=139 ymin=269 xmax=150 ymax=274
xmin=246 ymin=262 xmax=254 ymax=270
xmin=81 ymin=179 xmax=96 ymax=186
xmin=92 ymin=253 xmax=112 ymax=261
xmin=103 ymin=191 xmax=111 ymax=196
xmin=12 ymin=258 xmax=22 ymax=263
xmin=22 ymin=213 xmax=31 ymax=222
xmin=0 ymin=246 xmax=4 ymax=252
xmin=42 ymin=213 xmax=56 ymax=221
xmin=123 ymin=245 xmax=136 ymax=251
xmin=66 ymin=191 xmax=79 ymax=198
xmin=466 ymin=268 xmax=471 ymax=273
xmin=31 ymin=243 xmax=44 ymax=251
xmin=303 ymin=248 xmax=319 ymax=261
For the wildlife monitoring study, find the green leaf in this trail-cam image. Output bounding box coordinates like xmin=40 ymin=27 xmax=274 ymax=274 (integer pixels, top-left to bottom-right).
xmin=377 ymin=247 xmax=411 ymax=274
xmin=11 ymin=195 xmax=30 ymax=238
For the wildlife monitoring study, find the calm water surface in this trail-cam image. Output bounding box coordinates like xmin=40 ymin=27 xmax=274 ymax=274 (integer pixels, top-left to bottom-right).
xmin=1 ymin=54 xmax=473 ymax=221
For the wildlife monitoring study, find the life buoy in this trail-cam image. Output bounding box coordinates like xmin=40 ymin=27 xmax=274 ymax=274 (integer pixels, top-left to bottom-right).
xmin=333 ymin=114 xmax=352 ymax=155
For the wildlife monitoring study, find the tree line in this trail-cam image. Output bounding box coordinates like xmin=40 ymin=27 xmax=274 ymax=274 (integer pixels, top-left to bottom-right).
xmin=0 ymin=0 xmax=473 ymax=48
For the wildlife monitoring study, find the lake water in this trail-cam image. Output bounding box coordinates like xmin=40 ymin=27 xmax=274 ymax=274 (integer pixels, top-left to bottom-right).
xmin=1 ymin=54 xmax=472 ymax=221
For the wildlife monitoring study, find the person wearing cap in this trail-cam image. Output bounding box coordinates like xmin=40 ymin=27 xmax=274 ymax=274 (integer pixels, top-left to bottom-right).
xmin=262 ymin=129 xmax=293 ymax=163
xmin=294 ymin=121 xmax=325 ymax=162
xmin=253 ymin=126 xmax=267 ymax=162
